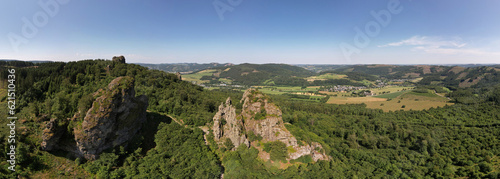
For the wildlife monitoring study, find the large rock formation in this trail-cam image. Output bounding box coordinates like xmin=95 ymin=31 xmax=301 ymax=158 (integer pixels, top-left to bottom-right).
xmin=212 ymin=89 xmax=329 ymax=162
xmin=212 ymin=98 xmax=249 ymax=149
xmin=73 ymin=76 xmax=148 ymax=160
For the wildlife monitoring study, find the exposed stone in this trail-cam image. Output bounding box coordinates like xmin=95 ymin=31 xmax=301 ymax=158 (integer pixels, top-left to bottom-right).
xmin=212 ymin=88 xmax=329 ymax=161
xmin=212 ymin=97 xmax=249 ymax=149
xmin=289 ymin=142 xmax=328 ymax=161
xmin=112 ymin=56 xmax=126 ymax=63
xmin=41 ymin=118 xmax=65 ymax=151
xmin=176 ymin=72 xmax=182 ymax=81
xmin=74 ymin=76 xmax=148 ymax=160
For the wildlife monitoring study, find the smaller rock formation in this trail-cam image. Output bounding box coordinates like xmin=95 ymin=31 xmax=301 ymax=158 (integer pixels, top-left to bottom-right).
xmin=176 ymin=72 xmax=182 ymax=81
xmin=112 ymin=56 xmax=126 ymax=63
xmin=41 ymin=118 xmax=65 ymax=151
xmin=212 ymin=97 xmax=250 ymax=149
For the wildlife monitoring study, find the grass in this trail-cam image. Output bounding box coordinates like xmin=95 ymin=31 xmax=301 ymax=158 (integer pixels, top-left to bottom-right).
xmin=327 ymin=89 xmax=453 ymax=112
xmin=406 ymin=91 xmax=439 ymax=98
xmin=30 ymin=151 xmax=91 ymax=178
xmin=255 ymin=87 xmax=287 ymax=95
xmin=327 ymin=96 xmax=386 ymax=104
xmin=291 ymin=96 xmax=325 ymax=102
xmin=373 ymin=91 xmax=406 ymax=99
xmin=218 ymin=78 xmax=233 ymax=84
xmin=364 ymin=97 xmax=453 ymax=112
xmin=305 ymin=73 xmax=347 ymax=81
xmin=370 ymin=86 xmax=409 ymax=94
xmin=182 ymin=69 xmax=217 ymax=84
xmin=257 ymin=86 xmax=320 ymax=95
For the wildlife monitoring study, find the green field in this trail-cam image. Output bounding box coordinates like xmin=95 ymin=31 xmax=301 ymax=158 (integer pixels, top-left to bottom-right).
xmin=370 ymin=86 xmax=409 ymax=94
xmin=373 ymin=91 xmax=406 ymax=99
xmin=327 ymin=89 xmax=453 ymax=112
xmin=252 ymin=86 xmax=322 ymax=96
xmin=182 ymin=69 xmax=217 ymax=84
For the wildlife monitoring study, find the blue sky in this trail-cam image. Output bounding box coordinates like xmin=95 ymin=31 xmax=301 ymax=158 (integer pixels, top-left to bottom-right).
xmin=1 ymin=0 xmax=499 ymax=64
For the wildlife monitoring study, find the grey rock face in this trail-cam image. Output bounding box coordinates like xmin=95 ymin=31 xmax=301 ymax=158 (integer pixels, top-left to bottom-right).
xmin=213 ymin=89 xmax=329 ymax=161
xmin=74 ymin=76 xmax=148 ymax=160
xmin=212 ymin=97 xmax=250 ymax=149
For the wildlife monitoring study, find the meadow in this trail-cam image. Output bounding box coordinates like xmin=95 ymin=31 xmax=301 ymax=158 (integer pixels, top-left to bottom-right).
xmin=305 ymin=73 xmax=347 ymax=81
xmin=182 ymin=69 xmax=218 ymax=84
xmin=327 ymin=89 xmax=454 ymax=112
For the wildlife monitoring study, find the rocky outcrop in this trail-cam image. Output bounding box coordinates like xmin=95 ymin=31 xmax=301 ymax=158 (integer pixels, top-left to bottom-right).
xmin=212 ymin=97 xmax=249 ymax=149
xmin=212 ymin=89 xmax=329 ymax=162
xmin=240 ymin=90 xmax=298 ymax=147
xmin=41 ymin=118 xmax=65 ymax=151
xmin=74 ymin=76 xmax=148 ymax=160
xmin=112 ymin=56 xmax=126 ymax=63
xmin=289 ymin=142 xmax=328 ymax=162
xmin=176 ymin=72 xmax=182 ymax=81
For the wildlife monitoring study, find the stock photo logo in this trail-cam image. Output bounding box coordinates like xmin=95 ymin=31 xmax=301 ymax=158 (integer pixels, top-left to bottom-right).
xmin=7 ymin=0 xmax=70 ymax=52
xmin=213 ymin=0 xmax=244 ymax=21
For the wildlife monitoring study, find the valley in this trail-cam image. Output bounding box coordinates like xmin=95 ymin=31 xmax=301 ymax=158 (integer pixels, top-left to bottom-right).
xmin=179 ymin=63 xmax=480 ymax=111
xmin=1 ymin=59 xmax=499 ymax=178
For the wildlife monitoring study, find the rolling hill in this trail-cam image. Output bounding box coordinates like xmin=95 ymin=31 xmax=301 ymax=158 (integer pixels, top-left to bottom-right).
xmin=136 ymin=62 xmax=233 ymax=73
xmin=184 ymin=63 xmax=315 ymax=86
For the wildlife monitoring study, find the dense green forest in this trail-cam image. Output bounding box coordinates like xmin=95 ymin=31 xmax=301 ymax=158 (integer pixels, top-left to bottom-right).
xmin=1 ymin=60 xmax=499 ymax=178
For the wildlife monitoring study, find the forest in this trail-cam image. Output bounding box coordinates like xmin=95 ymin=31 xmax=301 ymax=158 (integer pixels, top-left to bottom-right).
xmin=0 ymin=60 xmax=499 ymax=178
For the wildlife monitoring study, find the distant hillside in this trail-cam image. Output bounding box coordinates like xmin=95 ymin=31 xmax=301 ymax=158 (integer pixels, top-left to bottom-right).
xmin=321 ymin=64 xmax=500 ymax=90
xmin=418 ymin=66 xmax=500 ymax=90
xmin=294 ymin=64 xmax=349 ymax=73
xmin=136 ymin=63 xmax=233 ymax=73
xmin=184 ymin=63 xmax=314 ymax=86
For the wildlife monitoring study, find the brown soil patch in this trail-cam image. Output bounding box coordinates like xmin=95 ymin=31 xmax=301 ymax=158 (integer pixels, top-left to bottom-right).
xmin=459 ymin=77 xmax=482 ymax=88
xmin=456 ymin=72 xmax=468 ymax=80
xmin=307 ymin=78 xmax=325 ymax=82
xmin=449 ymin=66 xmax=465 ymax=74
xmin=417 ymin=65 xmax=431 ymax=74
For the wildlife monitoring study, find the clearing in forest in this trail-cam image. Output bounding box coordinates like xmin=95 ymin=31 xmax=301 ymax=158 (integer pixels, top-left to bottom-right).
xmin=327 ymin=90 xmax=453 ymax=112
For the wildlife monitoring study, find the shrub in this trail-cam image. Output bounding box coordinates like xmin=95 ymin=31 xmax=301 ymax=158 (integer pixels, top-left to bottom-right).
xmin=263 ymin=141 xmax=288 ymax=162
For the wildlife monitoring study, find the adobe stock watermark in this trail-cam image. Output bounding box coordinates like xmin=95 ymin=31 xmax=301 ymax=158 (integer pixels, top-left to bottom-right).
xmin=339 ymin=0 xmax=409 ymax=61
xmin=7 ymin=0 xmax=70 ymax=52
xmin=213 ymin=0 xmax=243 ymax=21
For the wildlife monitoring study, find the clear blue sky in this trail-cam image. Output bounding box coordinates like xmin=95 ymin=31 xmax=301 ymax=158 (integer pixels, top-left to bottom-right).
xmin=1 ymin=0 xmax=499 ymax=64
